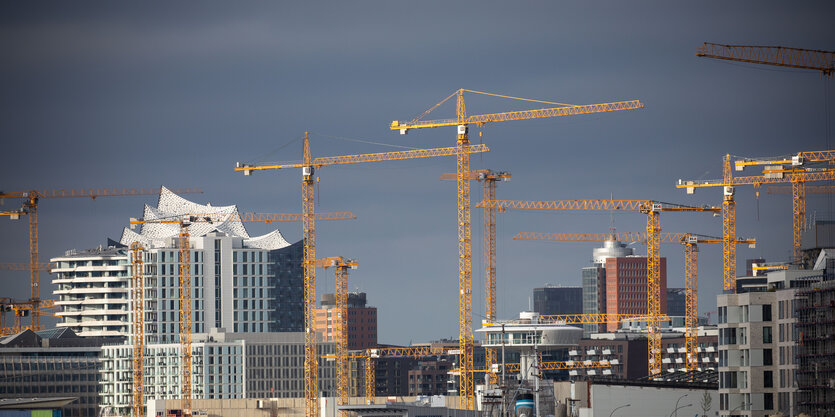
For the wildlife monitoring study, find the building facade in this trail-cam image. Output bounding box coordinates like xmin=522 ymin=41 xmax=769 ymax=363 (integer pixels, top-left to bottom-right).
xmin=604 ymin=256 xmax=667 ymax=332
xmin=716 ymin=269 xmax=820 ymax=417
xmin=99 ymin=330 xmax=336 ymax=415
xmin=581 ymin=239 xmax=634 ymax=337
xmin=51 ymin=246 xmax=131 ymax=338
xmin=532 ymin=286 xmax=582 ymax=316
xmin=315 ymin=292 xmax=378 ymax=350
xmin=408 ymin=359 xmax=452 ymax=396
xmin=666 ymin=288 xmax=686 ymax=317
xmin=795 ymin=278 xmax=835 ymax=416
xmin=0 ymin=328 xmax=115 ymax=417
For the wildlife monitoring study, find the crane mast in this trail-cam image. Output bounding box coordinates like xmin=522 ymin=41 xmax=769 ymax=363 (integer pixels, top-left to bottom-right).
xmin=131 ymin=243 xmax=145 ymax=417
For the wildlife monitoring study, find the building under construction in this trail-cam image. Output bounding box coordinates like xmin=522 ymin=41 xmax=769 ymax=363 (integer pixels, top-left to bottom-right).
xmin=795 ymin=278 xmax=835 ymax=416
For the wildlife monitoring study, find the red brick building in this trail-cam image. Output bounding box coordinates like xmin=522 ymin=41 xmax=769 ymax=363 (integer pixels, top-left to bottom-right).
xmin=315 ymin=292 xmax=377 ymax=350
xmin=604 ymin=257 xmax=667 ymax=332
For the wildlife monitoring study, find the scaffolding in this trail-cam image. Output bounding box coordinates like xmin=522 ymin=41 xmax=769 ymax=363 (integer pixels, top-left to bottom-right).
xmin=795 ymin=279 xmax=835 ymax=416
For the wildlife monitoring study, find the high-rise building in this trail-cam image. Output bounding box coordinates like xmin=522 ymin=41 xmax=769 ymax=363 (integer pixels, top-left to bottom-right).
xmin=582 ymin=238 xmax=634 ymax=336
xmin=315 ymin=292 xmax=378 ymax=350
xmin=716 ymin=269 xmax=821 ymax=417
xmin=51 ymin=187 xmax=305 ymax=342
xmin=604 ymin=257 xmax=667 ymax=332
xmin=51 ymin=246 xmax=131 ymax=338
xmin=532 ymin=286 xmax=582 ymax=316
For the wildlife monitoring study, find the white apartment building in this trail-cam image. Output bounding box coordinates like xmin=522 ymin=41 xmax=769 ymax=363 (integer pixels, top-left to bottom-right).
xmin=99 ymin=330 xmax=336 ymax=416
xmin=51 ymin=246 xmax=131 ymax=338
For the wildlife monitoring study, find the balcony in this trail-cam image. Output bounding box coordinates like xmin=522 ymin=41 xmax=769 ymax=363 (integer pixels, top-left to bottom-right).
xmin=586 ymin=349 xmax=597 ymax=355
xmin=568 ymin=350 xmax=579 ymax=356
xmin=602 ymin=349 xmax=612 ymax=355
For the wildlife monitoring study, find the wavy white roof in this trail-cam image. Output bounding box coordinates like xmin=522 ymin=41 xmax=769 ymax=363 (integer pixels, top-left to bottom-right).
xmin=119 ymin=186 xmax=291 ymax=250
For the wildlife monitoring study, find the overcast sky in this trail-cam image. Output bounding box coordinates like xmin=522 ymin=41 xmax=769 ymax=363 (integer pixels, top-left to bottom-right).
xmin=1 ymin=1 xmax=833 ymax=345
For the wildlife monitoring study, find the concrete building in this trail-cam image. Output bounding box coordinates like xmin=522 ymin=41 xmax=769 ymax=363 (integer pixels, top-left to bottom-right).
xmin=532 ymin=286 xmax=582 ymax=316
xmin=99 ymin=330 xmax=336 ymax=416
xmin=50 ymin=246 xmax=131 ymax=338
xmin=0 ymin=328 xmax=117 ymax=417
xmin=604 ymin=256 xmax=667 ymax=332
xmin=315 ymin=292 xmax=378 ymax=350
xmin=716 ymin=268 xmax=821 ymax=417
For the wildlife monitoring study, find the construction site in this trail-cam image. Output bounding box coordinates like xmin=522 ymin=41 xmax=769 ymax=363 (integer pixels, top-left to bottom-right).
xmin=1 ymin=3 xmax=834 ymax=417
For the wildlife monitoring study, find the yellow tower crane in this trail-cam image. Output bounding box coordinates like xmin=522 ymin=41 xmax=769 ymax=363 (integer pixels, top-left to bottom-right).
xmin=440 ymin=169 xmax=510 ymax=385
xmin=129 ymin=211 xmax=354 ymax=417
xmin=513 ymin=231 xmax=755 ymax=372
xmin=678 ymin=151 xmax=835 ymax=290
xmin=0 ymin=187 xmax=202 ymax=330
xmin=476 ymin=199 xmax=720 ymax=376
xmin=313 ymin=256 xmax=358 ymax=415
xmin=392 ymin=89 xmax=644 ymax=406
xmin=234 ymin=132 xmax=489 ymax=417
xmin=130 ymin=242 xmax=145 ymax=417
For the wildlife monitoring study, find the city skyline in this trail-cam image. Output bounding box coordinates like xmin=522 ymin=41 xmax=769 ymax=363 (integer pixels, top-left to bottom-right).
xmin=1 ymin=1 xmax=833 ymax=345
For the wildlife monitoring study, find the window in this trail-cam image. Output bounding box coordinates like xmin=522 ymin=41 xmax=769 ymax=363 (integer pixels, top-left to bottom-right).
xmin=764 ymin=370 xmax=773 ymax=388
xmin=764 ymin=348 xmax=773 ymax=366
xmin=764 ymin=392 xmax=773 ymax=410
xmin=763 ymin=304 xmax=772 ymax=321
xmin=763 ymin=326 xmax=773 ymax=344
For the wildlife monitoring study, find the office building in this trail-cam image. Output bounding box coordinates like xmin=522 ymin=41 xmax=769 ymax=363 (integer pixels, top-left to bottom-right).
xmin=0 ymin=328 xmax=117 ymax=417
xmin=99 ymin=329 xmax=336 ymax=415
xmin=315 ymin=292 xmax=377 ymax=350
xmin=604 ymin=256 xmax=667 ymax=332
xmin=533 ymin=286 xmax=582 ymax=316
xmin=582 ymin=238 xmax=634 ymax=336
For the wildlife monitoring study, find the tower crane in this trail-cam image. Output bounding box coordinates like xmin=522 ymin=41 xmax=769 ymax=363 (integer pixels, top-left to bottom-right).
xmin=0 ymin=299 xmax=57 ymax=336
xmin=130 ymin=243 xmax=145 ymax=417
xmin=392 ymin=89 xmax=644 ymax=406
xmin=476 ymin=199 xmax=720 ymax=376
xmin=513 ymin=231 xmax=755 ymax=372
xmin=696 ymin=43 xmax=834 ymax=75
xmin=234 ymin=132 xmax=488 ymax=417
xmin=768 ymin=184 xmax=835 ymax=195
xmin=0 ymin=187 xmax=203 ymax=330
xmin=440 ymin=169 xmax=510 ymax=384
xmin=313 ymin=256 xmax=358 ymax=415
xmin=129 ymin=211 xmax=355 ymax=417
xmin=677 ymin=152 xmax=835 ymax=289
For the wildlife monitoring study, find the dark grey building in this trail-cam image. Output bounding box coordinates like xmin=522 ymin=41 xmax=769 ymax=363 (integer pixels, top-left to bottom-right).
xmin=666 ymin=288 xmax=686 ymax=317
xmin=533 ymin=286 xmax=583 ymax=316
xmin=0 ymin=328 xmax=119 ymax=417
